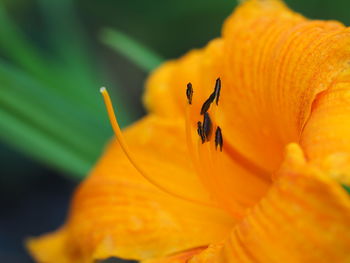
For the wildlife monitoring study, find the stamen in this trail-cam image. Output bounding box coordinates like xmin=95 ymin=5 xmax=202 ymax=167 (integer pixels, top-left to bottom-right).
xmin=214 ymin=78 xmax=221 ymax=105
xmin=200 ymin=77 xmax=221 ymax=115
xmin=184 ymin=85 xmax=218 ymax=205
xmin=203 ymin=112 xmax=212 ymax=141
xmin=197 ymin=121 xmax=206 ymax=144
xmin=215 ymin=126 xmax=223 ymax=151
xmin=185 ymin=104 xmax=202 ymax=188
xmin=184 ymin=85 xmax=214 ymax=192
xmin=195 ymin=129 xmax=213 ymax=179
xmin=191 ymin=81 xmax=233 ymax=210
xmin=196 ymin=124 xmax=225 ymax=207
xmin=186 ymin=83 xmax=193 ymax=105
xmin=200 ymin=93 xmax=215 ymax=115
xmin=100 ymin=87 xmax=212 ymax=205
xmin=185 ymin=90 xmax=203 ymax=173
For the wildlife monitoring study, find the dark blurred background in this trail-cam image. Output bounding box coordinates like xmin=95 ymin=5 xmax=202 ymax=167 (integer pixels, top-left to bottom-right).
xmin=0 ymin=0 xmax=349 ymax=262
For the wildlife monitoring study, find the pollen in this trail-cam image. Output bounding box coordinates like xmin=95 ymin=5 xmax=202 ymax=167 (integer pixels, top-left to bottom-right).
xmin=197 ymin=121 xmax=206 ymax=144
xmin=200 ymin=93 xmax=215 ymax=115
xmin=203 ymin=112 xmax=212 ymax=141
xmin=200 ymin=78 xmax=221 ymax=115
xmin=189 ymin=78 xmax=223 ymax=145
xmin=215 ymin=126 xmax=223 ymax=152
xmin=214 ymin=78 xmax=221 ymax=105
xmin=186 ymin=82 xmax=193 ymax=105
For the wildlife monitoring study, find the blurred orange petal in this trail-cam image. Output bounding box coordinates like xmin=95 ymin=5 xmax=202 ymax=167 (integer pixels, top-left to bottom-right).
xmin=301 ymin=68 xmax=350 ymax=185
xmin=27 ymin=229 xmax=72 ymax=263
xmin=27 ymin=116 xmax=234 ymax=263
xmin=143 ymin=247 xmax=207 ymax=263
xmin=189 ymin=144 xmax=350 ymax=263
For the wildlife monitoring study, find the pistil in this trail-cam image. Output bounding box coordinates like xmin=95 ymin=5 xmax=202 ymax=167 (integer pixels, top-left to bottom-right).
xmin=101 ymin=87 xmax=212 ymax=206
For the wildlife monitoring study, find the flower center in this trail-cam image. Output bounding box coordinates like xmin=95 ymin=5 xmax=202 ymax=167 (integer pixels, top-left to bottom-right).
xmin=186 ymin=78 xmax=223 ymax=150
xmin=184 ymin=79 xmax=228 ymax=205
xmin=185 ymin=79 xmax=272 ymax=216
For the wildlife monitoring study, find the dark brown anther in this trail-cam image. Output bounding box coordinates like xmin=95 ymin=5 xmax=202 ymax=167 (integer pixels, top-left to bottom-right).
xmin=215 ymin=126 xmax=223 ymax=151
xmin=200 ymin=77 xmax=221 ymax=114
xmin=203 ymin=112 xmax=212 ymax=141
xmin=186 ymin=82 xmax=193 ymax=105
xmin=197 ymin=121 xmax=205 ymax=143
xmin=214 ymin=78 xmax=221 ymax=105
xmin=200 ymin=93 xmax=215 ymax=115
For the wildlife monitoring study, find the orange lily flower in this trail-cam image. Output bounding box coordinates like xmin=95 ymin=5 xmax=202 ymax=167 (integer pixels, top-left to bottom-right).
xmin=27 ymin=0 xmax=350 ymax=262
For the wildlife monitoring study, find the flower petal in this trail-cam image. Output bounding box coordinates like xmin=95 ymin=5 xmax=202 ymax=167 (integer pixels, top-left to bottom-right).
xmin=188 ymin=144 xmax=350 ymax=263
xmin=144 ymin=38 xmax=224 ymax=119
xmin=145 ymin=0 xmax=350 ymax=175
xmin=142 ymin=247 xmax=207 ymax=263
xmin=144 ymin=0 xmax=350 ymax=217
xmin=27 ymin=229 xmax=71 ymax=263
xmin=220 ymin=0 xmax=350 ymax=174
xmin=301 ymin=68 xmax=350 ymax=185
xmin=27 ymin=115 xmax=234 ymax=263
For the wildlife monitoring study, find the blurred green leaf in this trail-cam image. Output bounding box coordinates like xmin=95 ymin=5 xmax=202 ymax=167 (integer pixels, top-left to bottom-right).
xmin=0 ymin=61 xmax=105 ymax=158
xmin=36 ymin=0 xmax=102 ymax=97
xmin=343 ymin=184 xmax=350 ymax=195
xmin=0 ymin=1 xmax=104 ymax=113
xmin=0 ymin=3 xmax=52 ymax=82
xmin=101 ymin=28 xmax=164 ymax=72
xmin=0 ymin=60 xmax=110 ymax=176
xmin=0 ymin=1 xmax=135 ymax=178
xmin=0 ymin=109 xmax=90 ymax=177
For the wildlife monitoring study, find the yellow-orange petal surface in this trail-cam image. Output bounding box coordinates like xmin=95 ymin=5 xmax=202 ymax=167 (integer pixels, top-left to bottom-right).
xmin=144 ymin=0 xmax=350 ymax=216
xmin=301 ymin=67 xmax=350 ymax=185
xmin=27 ymin=229 xmax=71 ymax=263
xmin=142 ymin=247 xmax=207 ymax=263
xmin=188 ymin=144 xmax=350 ymax=263
xmin=27 ymin=115 xmax=234 ymax=263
